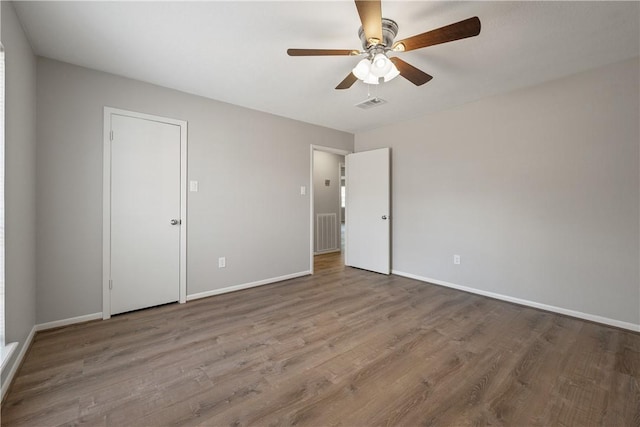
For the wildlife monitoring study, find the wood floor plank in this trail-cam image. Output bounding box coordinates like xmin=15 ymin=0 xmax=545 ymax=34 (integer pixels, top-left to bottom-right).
xmin=2 ymin=252 xmax=638 ymax=426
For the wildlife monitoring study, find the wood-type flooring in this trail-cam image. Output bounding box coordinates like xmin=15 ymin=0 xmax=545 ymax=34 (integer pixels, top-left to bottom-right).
xmin=2 ymin=252 xmax=639 ymax=426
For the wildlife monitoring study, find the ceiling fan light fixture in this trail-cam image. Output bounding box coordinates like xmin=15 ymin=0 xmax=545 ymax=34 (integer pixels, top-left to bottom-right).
xmin=370 ymin=53 xmax=392 ymax=77
xmin=383 ymin=62 xmax=400 ymax=82
xmin=352 ymin=58 xmax=372 ymax=80
xmin=374 ymin=55 xmax=386 ymax=68
xmin=363 ymin=73 xmax=380 ymax=85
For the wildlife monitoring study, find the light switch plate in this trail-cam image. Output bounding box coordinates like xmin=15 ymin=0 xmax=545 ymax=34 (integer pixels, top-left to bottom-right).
xmin=300 ymin=186 xmax=306 ymax=195
xmin=190 ymin=180 xmax=199 ymax=192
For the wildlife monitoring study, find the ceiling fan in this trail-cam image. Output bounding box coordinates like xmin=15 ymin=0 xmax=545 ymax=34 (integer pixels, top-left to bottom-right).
xmin=287 ymin=0 xmax=481 ymax=90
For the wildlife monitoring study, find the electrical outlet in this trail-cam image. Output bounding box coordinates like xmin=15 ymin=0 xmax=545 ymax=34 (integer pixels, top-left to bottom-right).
xmin=218 ymin=257 xmax=226 ymax=268
xmin=453 ymin=255 xmax=461 ymax=265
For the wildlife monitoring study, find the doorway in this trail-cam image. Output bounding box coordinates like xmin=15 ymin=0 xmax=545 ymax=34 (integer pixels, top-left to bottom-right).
xmin=102 ymin=108 xmax=187 ymax=319
xmin=310 ymin=145 xmax=351 ymax=274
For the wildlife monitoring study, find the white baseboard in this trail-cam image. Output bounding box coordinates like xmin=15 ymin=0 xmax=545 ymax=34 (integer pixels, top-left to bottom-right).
xmin=35 ymin=312 xmax=103 ymax=332
xmin=187 ymin=271 xmax=311 ymax=301
xmin=392 ymin=270 xmax=640 ymax=332
xmin=1 ymin=325 xmax=36 ymax=402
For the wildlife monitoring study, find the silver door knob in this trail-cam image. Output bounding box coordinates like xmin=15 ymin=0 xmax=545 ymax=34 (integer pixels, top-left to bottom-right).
xmin=381 ymin=215 xmax=388 ymax=220
xmin=170 ymin=219 xmax=181 ymax=225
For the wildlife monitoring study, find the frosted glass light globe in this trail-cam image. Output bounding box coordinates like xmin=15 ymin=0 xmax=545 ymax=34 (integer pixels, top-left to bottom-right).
xmin=352 ymin=59 xmax=372 ymax=80
xmin=383 ymin=62 xmax=400 ymax=82
xmin=370 ymin=53 xmax=392 ymax=77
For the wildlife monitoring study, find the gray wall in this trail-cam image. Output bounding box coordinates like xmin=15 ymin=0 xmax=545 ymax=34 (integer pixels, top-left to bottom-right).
xmin=1 ymin=1 xmax=37 ymax=385
xmin=313 ymin=151 xmax=344 ymax=252
xmin=36 ymin=58 xmax=353 ymax=323
xmin=356 ymin=57 xmax=640 ymax=326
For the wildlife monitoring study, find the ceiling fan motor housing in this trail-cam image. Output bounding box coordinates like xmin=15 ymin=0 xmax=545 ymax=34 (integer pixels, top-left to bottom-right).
xmin=358 ymin=18 xmax=398 ymax=51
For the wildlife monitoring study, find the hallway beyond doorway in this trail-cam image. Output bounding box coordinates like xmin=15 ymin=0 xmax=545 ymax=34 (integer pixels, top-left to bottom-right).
xmin=314 ymin=251 xmax=343 ymax=273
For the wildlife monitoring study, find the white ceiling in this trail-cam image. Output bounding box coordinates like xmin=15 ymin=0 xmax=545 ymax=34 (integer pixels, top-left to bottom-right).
xmin=13 ymin=1 xmax=640 ymax=133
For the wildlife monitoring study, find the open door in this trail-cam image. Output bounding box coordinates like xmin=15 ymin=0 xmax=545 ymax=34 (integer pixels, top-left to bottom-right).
xmin=345 ymin=148 xmax=390 ymax=274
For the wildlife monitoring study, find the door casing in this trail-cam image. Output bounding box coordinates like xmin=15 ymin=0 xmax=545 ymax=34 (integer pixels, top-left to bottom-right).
xmin=102 ymin=107 xmax=188 ymax=319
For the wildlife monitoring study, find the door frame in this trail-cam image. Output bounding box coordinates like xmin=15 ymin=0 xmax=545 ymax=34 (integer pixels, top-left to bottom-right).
xmin=309 ymin=145 xmax=351 ymax=274
xmin=339 ymin=161 xmax=345 ymax=227
xmin=102 ymin=107 xmax=188 ymax=320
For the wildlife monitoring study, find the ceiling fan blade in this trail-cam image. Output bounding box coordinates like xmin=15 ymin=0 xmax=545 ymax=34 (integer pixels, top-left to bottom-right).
xmin=389 ymin=57 xmax=433 ymax=86
xmin=336 ymin=72 xmax=358 ymax=90
xmin=355 ymin=0 xmax=383 ymax=45
xmin=287 ymin=49 xmax=357 ymax=56
xmin=392 ymin=16 xmax=481 ymax=52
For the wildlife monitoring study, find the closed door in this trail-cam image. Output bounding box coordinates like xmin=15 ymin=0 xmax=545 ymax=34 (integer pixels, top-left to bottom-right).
xmin=345 ymin=147 xmax=390 ymax=274
xmin=109 ymin=114 xmax=181 ymax=315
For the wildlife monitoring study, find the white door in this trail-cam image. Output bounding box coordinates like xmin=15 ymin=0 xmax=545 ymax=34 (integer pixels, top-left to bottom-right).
xmin=109 ymin=114 xmax=181 ymax=315
xmin=345 ymin=147 xmax=390 ymax=274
